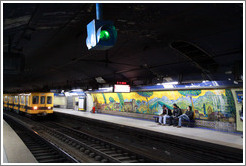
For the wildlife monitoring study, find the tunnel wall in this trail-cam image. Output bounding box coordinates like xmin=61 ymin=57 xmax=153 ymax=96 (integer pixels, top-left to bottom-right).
xmin=91 ymin=88 xmax=243 ymax=132
xmin=54 ymin=96 xmax=67 ymax=108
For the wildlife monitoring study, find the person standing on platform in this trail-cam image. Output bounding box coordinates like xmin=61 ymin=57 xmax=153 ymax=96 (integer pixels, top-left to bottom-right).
xmin=158 ymin=105 xmax=172 ymax=125
xmin=176 ymin=106 xmax=193 ymax=128
xmin=169 ymin=104 xmax=182 ymax=126
xmin=240 ymin=105 xmax=243 ymax=121
xmin=240 ymin=104 xmax=243 ymax=138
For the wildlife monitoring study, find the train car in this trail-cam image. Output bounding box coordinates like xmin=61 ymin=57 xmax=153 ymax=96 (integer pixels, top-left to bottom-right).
xmin=3 ymin=92 xmax=54 ymax=116
xmin=26 ymin=92 xmax=54 ymax=116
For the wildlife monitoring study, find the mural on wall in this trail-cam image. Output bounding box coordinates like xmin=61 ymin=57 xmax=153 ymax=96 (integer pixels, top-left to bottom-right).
xmin=91 ymin=89 xmax=236 ymax=122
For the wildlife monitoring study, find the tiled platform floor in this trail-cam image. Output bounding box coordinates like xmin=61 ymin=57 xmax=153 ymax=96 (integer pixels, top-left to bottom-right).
xmin=54 ymin=108 xmax=243 ymax=150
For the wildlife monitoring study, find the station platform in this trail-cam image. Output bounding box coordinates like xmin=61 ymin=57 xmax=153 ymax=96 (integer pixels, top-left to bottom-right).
xmin=3 ymin=120 xmax=37 ymax=163
xmin=54 ymin=108 xmax=243 ymax=150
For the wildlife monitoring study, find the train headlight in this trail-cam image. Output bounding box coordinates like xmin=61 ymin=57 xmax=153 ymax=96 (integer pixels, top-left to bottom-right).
xmin=48 ymin=106 xmax=51 ymax=109
xmin=33 ymin=106 xmax=38 ymax=110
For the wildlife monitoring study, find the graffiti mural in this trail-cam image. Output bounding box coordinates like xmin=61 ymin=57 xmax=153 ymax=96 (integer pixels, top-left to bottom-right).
xmin=91 ymin=89 xmax=236 ymax=122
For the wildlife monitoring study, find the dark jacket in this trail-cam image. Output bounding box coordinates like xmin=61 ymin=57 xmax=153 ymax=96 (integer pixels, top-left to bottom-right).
xmin=185 ymin=110 xmax=194 ymax=120
xmin=239 ymin=105 xmax=243 ymax=119
xmin=162 ymin=108 xmax=172 ymax=116
xmin=173 ymin=107 xmax=182 ymax=117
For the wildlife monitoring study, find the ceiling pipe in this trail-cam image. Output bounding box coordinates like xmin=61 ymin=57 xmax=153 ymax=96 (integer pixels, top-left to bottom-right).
xmin=96 ymin=3 xmax=102 ymax=20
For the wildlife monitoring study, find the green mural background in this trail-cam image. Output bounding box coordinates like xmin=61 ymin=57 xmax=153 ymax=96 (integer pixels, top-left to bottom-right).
xmin=92 ymin=89 xmax=236 ymax=122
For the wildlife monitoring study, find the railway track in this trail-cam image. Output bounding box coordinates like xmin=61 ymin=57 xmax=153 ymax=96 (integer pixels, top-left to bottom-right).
xmin=3 ymin=112 xmax=160 ymax=163
xmin=53 ymin=112 xmax=243 ymax=163
xmin=41 ymin=121 xmax=157 ymax=163
xmin=3 ymin=114 xmax=79 ymax=163
xmin=3 ymin=111 xmax=243 ymax=163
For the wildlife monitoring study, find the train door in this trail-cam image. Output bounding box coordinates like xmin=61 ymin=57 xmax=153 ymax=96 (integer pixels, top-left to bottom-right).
xmin=14 ymin=95 xmax=19 ymax=114
xmin=3 ymin=94 xmax=8 ymax=110
xmin=9 ymin=96 xmax=13 ymax=110
xmin=46 ymin=93 xmax=54 ymax=114
xmin=25 ymin=94 xmax=30 ymax=113
xmin=19 ymin=95 xmax=25 ymax=113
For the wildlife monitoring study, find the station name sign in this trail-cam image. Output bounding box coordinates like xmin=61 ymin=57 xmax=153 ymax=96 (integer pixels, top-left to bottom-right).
xmin=114 ymin=84 xmax=131 ymax=93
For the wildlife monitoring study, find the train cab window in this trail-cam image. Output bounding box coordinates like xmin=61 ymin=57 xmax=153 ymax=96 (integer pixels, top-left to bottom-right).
xmin=47 ymin=96 xmax=52 ymax=104
xmin=4 ymin=96 xmax=7 ymax=102
xmin=33 ymin=96 xmax=39 ymax=104
xmin=41 ymin=96 xmax=45 ymax=104
xmin=21 ymin=96 xmax=25 ymax=104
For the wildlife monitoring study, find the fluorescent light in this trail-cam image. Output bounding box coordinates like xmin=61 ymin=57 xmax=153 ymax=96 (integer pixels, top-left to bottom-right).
xmin=161 ymin=81 xmax=178 ymax=89
xmin=71 ymin=89 xmax=83 ymax=91
xmin=64 ymin=92 xmax=70 ymax=96
xmin=98 ymin=87 xmax=113 ymax=92
xmin=162 ymin=81 xmax=178 ymax=85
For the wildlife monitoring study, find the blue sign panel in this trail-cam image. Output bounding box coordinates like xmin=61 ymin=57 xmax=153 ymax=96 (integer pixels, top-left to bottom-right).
xmin=235 ymin=91 xmax=243 ymax=103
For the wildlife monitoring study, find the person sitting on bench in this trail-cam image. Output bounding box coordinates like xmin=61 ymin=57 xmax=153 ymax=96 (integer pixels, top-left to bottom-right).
xmin=240 ymin=104 xmax=243 ymax=138
xmin=158 ymin=105 xmax=172 ymax=125
xmin=175 ymin=106 xmax=193 ymax=128
xmin=169 ymin=104 xmax=182 ymax=126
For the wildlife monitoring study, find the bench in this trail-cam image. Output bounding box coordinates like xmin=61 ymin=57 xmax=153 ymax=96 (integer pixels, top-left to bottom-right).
xmin=153 ymin=115 xmax=195 ymax=127
xmin=182 ymin=119 xmax=195 ymax=127
xmin=153 ymin=116 xmax=159 ymax=122
xmin=153 ymin=116 xmax=172 ymax=124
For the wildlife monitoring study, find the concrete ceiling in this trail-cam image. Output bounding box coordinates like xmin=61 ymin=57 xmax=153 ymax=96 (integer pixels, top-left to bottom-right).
xmin=3 ymin=3 xmax=243 ymax=92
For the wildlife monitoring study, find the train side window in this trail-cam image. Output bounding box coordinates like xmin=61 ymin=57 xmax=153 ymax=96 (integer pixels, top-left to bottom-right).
xmin=41 ymin=96 xmax=45 ymax=104
xmin=14 ymin=96 xmax=18 ymax=103
xmin=21 ymin=96 xmax=25 ymax=104
xmin=47 ymin=96 xmax=52 ymax=104
xmin=26 ymin=96 xmax=29 ymax=105
xmin=33 ymin=96 xmax=39 ymax=104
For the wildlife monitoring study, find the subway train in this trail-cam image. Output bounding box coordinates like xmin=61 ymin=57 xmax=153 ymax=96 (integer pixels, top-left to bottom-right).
xmin=3 ymin=92 xmax=54 ymax=116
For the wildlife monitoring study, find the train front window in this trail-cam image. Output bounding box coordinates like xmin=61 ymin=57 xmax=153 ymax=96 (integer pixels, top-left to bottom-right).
xmin=33 ymin=96 xmax=39 ymax=104
xmin=41 ymin=96 xmax=45 ymax=104
xmin=47 ymin=96 xmax=52 ymax=104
